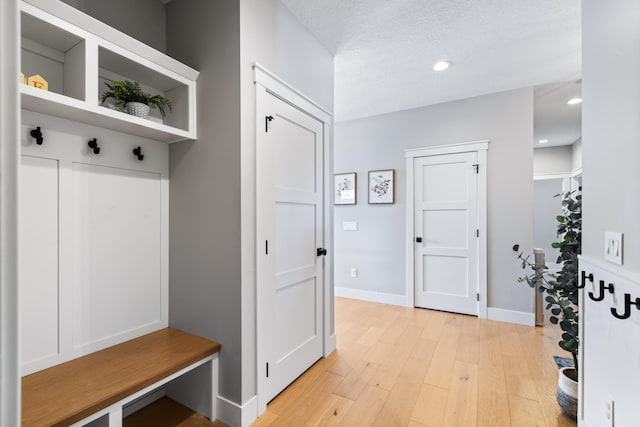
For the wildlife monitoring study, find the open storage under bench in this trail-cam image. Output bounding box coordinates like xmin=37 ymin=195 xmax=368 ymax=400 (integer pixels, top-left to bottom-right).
xmin=22 ymin=328 xmax=220 ymax=427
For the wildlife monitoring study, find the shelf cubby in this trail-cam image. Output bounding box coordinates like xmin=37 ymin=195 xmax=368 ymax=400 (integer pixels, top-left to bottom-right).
xmin=20 ymin=0 xmax=198 ymax=143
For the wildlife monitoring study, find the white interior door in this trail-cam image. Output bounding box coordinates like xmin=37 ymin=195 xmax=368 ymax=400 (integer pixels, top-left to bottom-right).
xmin=414 ymin=152 xmax=479 ymax=315
xmin=257 ymin=90 xmax=325 ymax=405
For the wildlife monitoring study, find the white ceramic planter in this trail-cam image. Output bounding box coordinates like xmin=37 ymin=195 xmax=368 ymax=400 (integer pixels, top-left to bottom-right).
xmin=126 ymin=102 xmax=150 ymax=119
xmin=557 ymin=366 xmax=578 ymax=420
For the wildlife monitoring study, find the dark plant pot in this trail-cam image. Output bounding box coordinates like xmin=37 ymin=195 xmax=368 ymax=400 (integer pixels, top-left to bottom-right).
xmin=557 ymin=367 xmax=578 ymax=420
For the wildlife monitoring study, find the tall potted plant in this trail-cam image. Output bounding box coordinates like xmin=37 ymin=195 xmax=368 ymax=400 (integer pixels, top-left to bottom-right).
xmin=513 ymin=189 xmax=581 ymax=419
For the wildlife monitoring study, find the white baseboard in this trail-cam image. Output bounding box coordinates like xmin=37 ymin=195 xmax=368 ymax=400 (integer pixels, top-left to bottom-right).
xmin=325 ymin=333 xmax=337 ymax=357
xmin=487 ymin=307 xmax=535 ymax=326
xmin=217 ymin=395 xmax=257 ymax=427
xmin=335 ymin=286 xmax=409 ymax=307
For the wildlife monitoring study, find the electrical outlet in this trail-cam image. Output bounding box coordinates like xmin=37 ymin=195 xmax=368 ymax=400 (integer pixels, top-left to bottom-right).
xmin=605 ymin=397 xmax=614 ymax=427
xmin=350 ymin=268 xmax=357 ymax=278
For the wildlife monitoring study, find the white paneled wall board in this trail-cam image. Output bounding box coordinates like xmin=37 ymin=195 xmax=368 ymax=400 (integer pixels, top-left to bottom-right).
xmin=71 ymin=164 xmax=162 ymax=348
xmin=20 ymin=156 xmax=59 ymax=365
xmin=20 ymin=0 xmax=198 ymax=143
xmin=578 ymin=256 xmax=640 ymax=427
xmin=20 ymin=111 xmax=168 ymax=375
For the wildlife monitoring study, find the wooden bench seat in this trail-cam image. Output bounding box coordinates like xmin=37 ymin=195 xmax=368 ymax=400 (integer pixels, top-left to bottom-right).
xmin=22 ymin=328 xmax=221 ymax=427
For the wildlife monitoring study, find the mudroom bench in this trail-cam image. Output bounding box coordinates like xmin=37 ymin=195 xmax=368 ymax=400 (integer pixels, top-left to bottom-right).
xmin=22 ymin=328 xmax=220 ymax=427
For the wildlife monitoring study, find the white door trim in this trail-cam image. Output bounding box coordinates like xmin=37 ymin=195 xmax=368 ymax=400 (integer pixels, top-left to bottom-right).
xmin=0 ymin=0 xmax=20 ymax=424
xmin=405 ymin=141 xmax=488 ymax=318
xmin=254 ymin=64 xmax=334 ymax=414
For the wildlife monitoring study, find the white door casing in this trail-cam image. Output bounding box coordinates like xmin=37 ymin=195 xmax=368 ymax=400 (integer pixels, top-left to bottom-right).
xmin=405 ymin=141 xmax=488 ymax=318
xmin=255 ymin=65 xmax=333 ymax=412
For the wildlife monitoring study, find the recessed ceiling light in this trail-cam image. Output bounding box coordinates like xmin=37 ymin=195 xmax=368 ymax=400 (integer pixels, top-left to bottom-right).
xmin=539 ymin=139 xmax=549 ymax=144
xmin=433 ymin=61 xmax=450 ymax=71
xmin=567 ymin=98 xmax=582 ymax=105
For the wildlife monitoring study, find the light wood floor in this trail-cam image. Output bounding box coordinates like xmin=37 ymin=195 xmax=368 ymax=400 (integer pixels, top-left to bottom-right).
xmin=252 ymin=297 xmax=577 ymax=427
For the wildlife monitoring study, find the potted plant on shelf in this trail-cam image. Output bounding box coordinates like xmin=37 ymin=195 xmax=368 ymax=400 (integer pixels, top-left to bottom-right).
xmin=100 ymin=80 xmax=172 ymax=120
xmin=512 ymin=189 xmax=581 ymax=420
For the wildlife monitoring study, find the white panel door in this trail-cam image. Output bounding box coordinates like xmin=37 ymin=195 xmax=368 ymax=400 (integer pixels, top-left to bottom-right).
xmin=414 ymin=152 xmax=479 ymax=315
xmin=20 ymin=155 xmax=60 ymax=364
xmin=258 ymin=91 xmax=324 ymax=404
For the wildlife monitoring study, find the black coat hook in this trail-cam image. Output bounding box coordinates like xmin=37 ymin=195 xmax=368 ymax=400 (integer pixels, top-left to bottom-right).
xmin=578 ymin=270 xmax=593 ymax=289
xmin=88 ymin=138 xmax=100 ymax=154
xmin=133 ymin=146 xmax=144 ymax=161
xmin=30 ymin=126 xmax=43 ymax=145
xmin=588 ymin=280 xmax=614 ymax=302
xmin=611 ymin=293 xmax=640 ymax=320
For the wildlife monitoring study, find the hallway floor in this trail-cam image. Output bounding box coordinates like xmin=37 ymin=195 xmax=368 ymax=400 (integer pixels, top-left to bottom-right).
xmin=252 ymin=297 xmax=577 ymax=426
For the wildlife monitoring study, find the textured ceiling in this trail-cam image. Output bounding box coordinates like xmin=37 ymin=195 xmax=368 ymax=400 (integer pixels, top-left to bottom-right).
xmin=280 ymin=0 xmax=582 ymax=124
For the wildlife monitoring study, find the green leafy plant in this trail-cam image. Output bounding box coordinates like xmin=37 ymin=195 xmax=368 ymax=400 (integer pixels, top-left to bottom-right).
xmin=513 ymin=190 xmax=581 ymax=380
xmin=100 ymin=80 xmax=172 ymax=118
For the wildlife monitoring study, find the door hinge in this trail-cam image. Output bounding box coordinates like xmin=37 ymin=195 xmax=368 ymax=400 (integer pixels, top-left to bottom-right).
xmin=477 ymin=293 xmax=480 ymax=302
xmin=265 ymin=240 xmax=268 ymax=255
xmin=265 ymin=115 xmax=274 ymax=132
xmin=476 ymin=229 xmax=479 ymax=238
xmin=266 ymin=362 xmax=269 ymax=378
xmin=316 ymin=248 xmax=327 ymax=256
xmin=473 ymin=164 xmax=479 ymax=174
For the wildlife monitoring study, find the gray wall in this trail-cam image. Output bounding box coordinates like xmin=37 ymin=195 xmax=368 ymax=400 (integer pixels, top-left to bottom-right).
xmin=582 ymin=0 xmax=640 ymax=272
xmin=61 ymin=0 xmax=166 ymax=52
xmin=582 ymin=0 xmax=640 ymax=273
xmin=533 ymin=145 xmax=573 ymax=175
xmin=239 ymin=0 xmax=334 ymax=403
xmin=571 ymin=138 xmax=582 ymax=171
xmin=334 ymin=88 xmax=534 ymax=313
xmin=533 ymin=178 xmax=563 ymax=265
xmin=581 ymin=2 xmax=640 ymax=422
xmin=166 ymin=0 xmax=334 ymax=408
xmin=166 ymin=0 xmax=242 ymax=404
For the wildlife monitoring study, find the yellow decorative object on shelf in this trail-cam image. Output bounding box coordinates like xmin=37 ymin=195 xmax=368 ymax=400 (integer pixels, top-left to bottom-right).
xmin=20 ymin=72 xmax=24 ymax=84
xmin=27 ymin=74 xmax=48 ymax=91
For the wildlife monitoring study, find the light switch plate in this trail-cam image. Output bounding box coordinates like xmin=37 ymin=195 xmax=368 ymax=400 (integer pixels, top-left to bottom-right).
xmin=604 ymin=232 xmax=623 ymax=265
xmin=343 ymin=221 xmax=358 ymax=231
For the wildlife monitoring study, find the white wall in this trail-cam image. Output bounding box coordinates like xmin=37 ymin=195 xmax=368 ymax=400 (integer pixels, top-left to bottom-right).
xmin=0 ymin=0 xmax=20 ymax=423
xmin=334 ymin=87 xmax=534 ymax=314
xmin=533 ymin=145 xmax=573 ymax=176
xmin=580 ymin=1 xmax=640 ymax=425
xmin=239 ymin=0 xmax=334 ymax=406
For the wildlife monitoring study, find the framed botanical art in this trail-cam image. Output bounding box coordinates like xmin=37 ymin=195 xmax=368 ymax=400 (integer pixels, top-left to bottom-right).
xmin=334 ymin=172 xmax=357 ymax=205
xmin=368 ymin=169 xmax=395 ymax=204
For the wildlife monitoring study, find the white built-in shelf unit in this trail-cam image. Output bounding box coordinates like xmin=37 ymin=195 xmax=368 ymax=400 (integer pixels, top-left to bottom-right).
xmin=20 ymin=0 xmax=198 ymax=143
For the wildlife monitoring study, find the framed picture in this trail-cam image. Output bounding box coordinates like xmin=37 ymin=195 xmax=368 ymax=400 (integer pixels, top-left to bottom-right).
xmin=334 ymin=172 xmax=357 ymax=205
xmin=368 ymin=169 xmax=395 ymax=204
